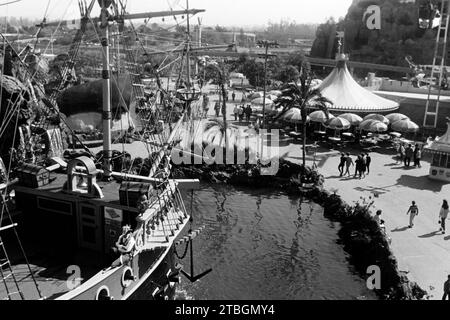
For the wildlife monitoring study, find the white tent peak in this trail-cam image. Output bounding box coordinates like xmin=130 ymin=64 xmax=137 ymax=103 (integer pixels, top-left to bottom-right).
xmin=317 ymin=55 xmax=399 ymax=113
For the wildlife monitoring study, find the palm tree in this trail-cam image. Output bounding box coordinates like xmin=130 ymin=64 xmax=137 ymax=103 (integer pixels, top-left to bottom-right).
xmin=275 ymin=64 xmax=331 ymax=167
xmin=204 ymin=119 xmax=239 ymax=148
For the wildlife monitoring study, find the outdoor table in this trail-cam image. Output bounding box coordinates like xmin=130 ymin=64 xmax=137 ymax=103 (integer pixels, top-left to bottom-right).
xmin=376 ymin=134 xmax=391 ymax=141
xmin=328 ymin=137 xmax=341 ymax=143
xmin=361 ymin=138 xmax=378 ymax=145
xmin=342 ymin=132 xmax=354 ymax=138
xmin=289 ymin=132 xmax=302 ymax=140
xmin=389 ymin=132 xmax=402 ymax=138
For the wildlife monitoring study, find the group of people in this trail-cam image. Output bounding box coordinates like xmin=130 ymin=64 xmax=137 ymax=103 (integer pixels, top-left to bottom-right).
xmin=338 ymin=152 xmax=372 ymax=179
xmin=233 ymin=104 xmax=253 ymax=122
xmin=397 ymin=143 xmax=422 ymax=168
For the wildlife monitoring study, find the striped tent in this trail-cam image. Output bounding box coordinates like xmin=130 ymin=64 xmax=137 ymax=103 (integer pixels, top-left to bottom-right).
xmin=317 ymin=54 xmax=399 ymax=113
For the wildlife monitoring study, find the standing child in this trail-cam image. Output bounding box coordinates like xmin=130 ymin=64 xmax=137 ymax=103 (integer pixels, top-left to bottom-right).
xmin=407 ymin=201 xmax=419 ymax=228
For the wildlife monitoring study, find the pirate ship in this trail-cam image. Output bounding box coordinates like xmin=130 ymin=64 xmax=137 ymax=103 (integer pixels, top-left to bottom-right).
xmin=0 ymin=0 xmax=211 ymax=300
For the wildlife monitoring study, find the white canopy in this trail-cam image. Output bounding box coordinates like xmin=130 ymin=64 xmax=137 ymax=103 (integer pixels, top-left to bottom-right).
xmin=317 ymin=54 xmax=399 ymax=113
xmin=425 ymin=122 xmax=450 ymax=155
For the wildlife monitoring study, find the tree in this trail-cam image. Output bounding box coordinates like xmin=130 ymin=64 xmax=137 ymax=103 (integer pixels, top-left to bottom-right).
xmin=203 ymin=119 xmax=239 ymax=163
xmin=275 ymin=63 xmax=331 ymax=167
xmin=276 ymin=65 xmax=300 ymax=83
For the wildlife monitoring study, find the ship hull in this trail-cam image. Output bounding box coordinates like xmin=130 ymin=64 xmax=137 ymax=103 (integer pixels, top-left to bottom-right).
xmin=58 ymin=245 xmax=178 ymax=300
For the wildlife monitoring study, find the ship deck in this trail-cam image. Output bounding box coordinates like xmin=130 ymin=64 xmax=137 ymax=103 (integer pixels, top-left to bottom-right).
xmin=14 ymin=171 xmax=142 ymax=214
xmin=0 ymin=235 xmax=104 ymax=300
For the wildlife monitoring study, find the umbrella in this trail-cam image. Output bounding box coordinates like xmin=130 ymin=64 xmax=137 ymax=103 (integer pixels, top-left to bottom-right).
xmin=391 ymin=118 xmax=420 ymax=133
xmin=251 ymin=97 xmax=274 ymax=105
xmin=339 ymin=113 xmax=363 ymax=126
xmin=359 ymin=119 xmax=388 ymax=132
xmin=309 ymin=110 xmax=335 ymax=124
xmin=266 ymin=94 xmax=279 ymax=101
xmin=326 ymin=117 xmax=351 ymax=130
xmin=386 ymin=113 xmax=410 ymax=123
xmin=249 ymin=91 xmax=265 ymax=99
xmin=269 ymin=90 xmax=282 ymax=96
xmin=363 ymin=114 xmax=390 ymax=125
xmin=282 ymin=108 xmax=310 ymax=123
xmin=282 ymin=108 xmax=310 ymax=131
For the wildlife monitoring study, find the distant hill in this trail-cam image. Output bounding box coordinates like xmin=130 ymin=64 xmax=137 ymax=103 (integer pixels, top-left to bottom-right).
xmin=311 ymin=0 xmax=437 ymax=74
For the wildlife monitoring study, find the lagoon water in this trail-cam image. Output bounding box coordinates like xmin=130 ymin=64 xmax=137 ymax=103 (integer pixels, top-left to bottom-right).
xmin=176 ymin=184 xmax=377 ymax=300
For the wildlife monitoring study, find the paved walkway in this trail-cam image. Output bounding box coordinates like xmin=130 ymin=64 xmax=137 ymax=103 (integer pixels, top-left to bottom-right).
xmin=282 ymin=145 xmax=449 ymax=300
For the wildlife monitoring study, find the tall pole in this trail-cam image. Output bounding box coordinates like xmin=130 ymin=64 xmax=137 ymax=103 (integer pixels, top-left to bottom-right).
xmin=196 ymin=18 xmax=202 ymax=76
xmin=262 ymin=42 xmax=269 ymax=129
xmin=101 ymin=0 xmax=112 ymax=178
xmin=186 ymin=0 xmax=191 ymax=91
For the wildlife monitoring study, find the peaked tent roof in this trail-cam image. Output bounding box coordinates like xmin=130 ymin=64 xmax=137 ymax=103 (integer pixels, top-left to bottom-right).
xmin=425 ymin=122 xmax=450 ymax=154
xmin=317 ymin=54 xmax=399 ymax=113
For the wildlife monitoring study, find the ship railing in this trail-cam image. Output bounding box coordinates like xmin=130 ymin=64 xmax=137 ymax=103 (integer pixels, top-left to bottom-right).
xmin=136 ymin=180 xmax=177 ymax=247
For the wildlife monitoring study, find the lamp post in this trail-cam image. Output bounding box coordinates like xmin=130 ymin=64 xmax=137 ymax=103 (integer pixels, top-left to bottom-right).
xmin=257 ymin=40 xmax=278 ymax=129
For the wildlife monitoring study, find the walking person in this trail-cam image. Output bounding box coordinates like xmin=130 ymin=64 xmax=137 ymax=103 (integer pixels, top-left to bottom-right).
xmin=245 ymin=105 xmax=252 ymax=122
xmin=414 ymin=144 xmax=422 ymax=168
xmin=338 ymin=153 xmax=346 ymax=176
xmin=397 ymin=143 xmax=405 ymax=164
xmin=233 ymin=105 xmax=239 ymax=121
xmin=407 ymin=201 xmax=419 ymax=228
xmin=354 ymin=155 xmax=361 ymax=178
xmin=404 ymin=144 xmax=413 ymax=167
xmin=360 ymin=153 xmax=366 ymax=178
xmin=439 ymin=200 xmax=449 ymax=234
xmin=202 ymin=94 xmax=210 ymax=117
xmin=365 ymin=153 xmax=371 ymax=174
xmin=344 ymin=153 xmax=354 ymax=177
xmin=214 ymin=101 xmax=220 ymax=117
xmin=443 ymin=275 xmax=450 ymax=300
xmin=238 ymin=105 xmax=244 ymax=122
xmin=232 ymin=91 xmax=236 ymax=102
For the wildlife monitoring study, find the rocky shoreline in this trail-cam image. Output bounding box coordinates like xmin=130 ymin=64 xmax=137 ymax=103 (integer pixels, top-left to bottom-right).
xmin=171 ymin=159 xmax=428 ymax=300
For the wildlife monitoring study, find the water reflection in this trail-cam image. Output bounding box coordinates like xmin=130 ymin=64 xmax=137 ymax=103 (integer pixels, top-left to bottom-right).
xmin=176 ymin=184 xmax=377 ymax=300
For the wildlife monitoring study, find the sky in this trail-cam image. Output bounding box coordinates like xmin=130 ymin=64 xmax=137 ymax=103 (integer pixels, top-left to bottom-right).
xmin=0 ymin=0 xmax=354 ymax=27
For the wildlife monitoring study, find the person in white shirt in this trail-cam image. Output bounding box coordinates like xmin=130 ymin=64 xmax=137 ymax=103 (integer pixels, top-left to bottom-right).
xmin=233 ymin=105 xmax=239 ymax=121
xmin=111 ymin=225 xmax=136 ymax=267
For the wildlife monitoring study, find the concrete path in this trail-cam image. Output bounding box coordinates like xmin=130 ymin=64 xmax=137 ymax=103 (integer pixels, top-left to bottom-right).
xmin=281 ymin=144 xmax=449 ymax=300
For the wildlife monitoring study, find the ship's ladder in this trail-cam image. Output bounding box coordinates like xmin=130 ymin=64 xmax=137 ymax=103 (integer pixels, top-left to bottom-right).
xmin=424 ymin=0 xmax=450 ymax=128
xmin=0 ymin=224 xmax=24 ymax=300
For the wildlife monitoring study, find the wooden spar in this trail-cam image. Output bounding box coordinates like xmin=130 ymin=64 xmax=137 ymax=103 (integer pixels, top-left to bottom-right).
xmin=40 ymin=9 xmax=205 ymax=27
xmin=143 ymin=44 xmax=235 ymax=56
xmin=100 ymin=0 xmax=112 ymax=178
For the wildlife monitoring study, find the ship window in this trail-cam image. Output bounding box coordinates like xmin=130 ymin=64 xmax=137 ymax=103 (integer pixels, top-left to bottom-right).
xmin=37 ymin=197 xmax=72 ymax=216
xmin=440 ymin=154 xmax=447 ymax=168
